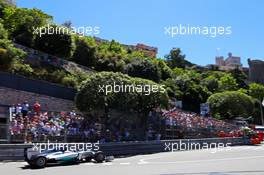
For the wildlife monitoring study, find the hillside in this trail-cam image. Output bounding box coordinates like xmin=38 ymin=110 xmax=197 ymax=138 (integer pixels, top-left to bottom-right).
xmin=0 ymin=0 xmax=263 ymax=123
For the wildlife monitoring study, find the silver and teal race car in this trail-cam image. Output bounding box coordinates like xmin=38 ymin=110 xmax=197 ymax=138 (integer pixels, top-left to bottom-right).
xmin=24 ymin=147 xmax=112 ymax=168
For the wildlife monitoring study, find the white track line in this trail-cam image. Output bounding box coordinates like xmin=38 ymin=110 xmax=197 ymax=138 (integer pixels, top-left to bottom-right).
xmin=102 ymin=162 xmax=113 ymax=166
xmin=138 ymin=155 xmax=264 ymax=165
xmin=119 ymin=162 xmax=131 ymax=165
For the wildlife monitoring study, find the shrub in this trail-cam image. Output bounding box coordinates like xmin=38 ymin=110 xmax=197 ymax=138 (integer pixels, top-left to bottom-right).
xmin=207 ymin=91 xmax=254 ymax=119
xmin=125 ymin=57 xmax=161 ymax=82
xmin=62 ymin=75 xmax=78 ymax=88
xmin=34 ymin=25 xmax=75 ymax=58
xmin=71 ymin=36 xmax=96 ymax=68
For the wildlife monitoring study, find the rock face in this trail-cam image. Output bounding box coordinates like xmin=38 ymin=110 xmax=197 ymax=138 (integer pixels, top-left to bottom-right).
xmin=13 ymin=43 xmax=94 ymax=74
xmin=248 ymin=59 xmax=264 ymax=84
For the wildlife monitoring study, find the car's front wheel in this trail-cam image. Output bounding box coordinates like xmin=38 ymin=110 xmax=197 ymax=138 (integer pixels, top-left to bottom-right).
xmin=34 ymin=157 xmax=47 ymax=168
xmin=94 ymin=152 xmax=105 ymax=163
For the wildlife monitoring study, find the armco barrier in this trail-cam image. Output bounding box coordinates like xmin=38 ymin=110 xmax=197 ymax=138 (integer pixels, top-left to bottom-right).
xmin=0 ymin=137 xmax=247 ymax=161
xmin=100 ymin=137 xmax=246 ymax=156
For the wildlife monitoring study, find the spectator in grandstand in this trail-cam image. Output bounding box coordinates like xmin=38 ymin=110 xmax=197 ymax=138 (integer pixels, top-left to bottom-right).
xmin=9 ymin=101 xmax=151 ymax=142
xmin=15 ymin=103 xmax=22 ymax=115
xmin=21 ymin=101 xmax=29 ymax=117
xmin=33 ymin=101 xmax=41 ymax=115
xmin=156 ymin=133 xmax=161 ymax=141
xmin=162 ymin=108 xmax=240 ymax=138
xmin=123 ymin=129 xmax=130 ymax=141
xmin=146 ymin=127 xmax=154 ymax=140
xmin=10 ymin=104 xmax=16 ymax=115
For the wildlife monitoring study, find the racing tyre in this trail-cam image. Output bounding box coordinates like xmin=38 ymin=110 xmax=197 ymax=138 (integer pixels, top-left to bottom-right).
xmin=94 ymin=152 xmax=105 ymax=163
xmin=34 ymin=157 xmax=47 ymax=168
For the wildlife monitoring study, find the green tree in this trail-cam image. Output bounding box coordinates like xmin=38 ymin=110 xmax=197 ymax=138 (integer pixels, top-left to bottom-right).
xmin=163 ymin=78 xmax=183 ymax=100
xmin=2 ymin=7 xmax=52 ymax=46
xmin=0 ymin=37 xmax=26 ymax=69
xmin=172 ymin=67 xmax=185 ymax=77
xmin=165 ymin=71 xmax=211 ymax=112
xmin=71 ymin=36 xmax=97 ymax=67
xmin=0 ymin=0 xmax=15 ymax=17
xmin=0 ymin=22 xmax=8 ymax=40
xmin=165 ymin=48 xmax=193 ymax=69
xmin=248 ymin=83 xmax=264 ymax=101
xmin=127 ymin=51 xmax=145 ymax=60
xmin=34 ymin=25 xmax=75 ymax=58
xmin=95 ymin=40 xmax=127 ymax=72
xmin=125 ymin=57 xmax=161 ymax=82
xmin=75 ymin=71 xmax=168 ymax=116
xmin=228 ymin=67 xmax=248 ymax=89
xmin=156 ymin=59 xmax=173 ymax=80
xmin=207 ymin=91 xmax=254 ymax=119
xmin=201 ymin=75 xmax=219 ymax=93
xmin=218 ymin=74 xmax=238 ymax=91
xmin=181 ymin=81 xmax=211 ymax=112
xmin=246 ymin=83 xmax=264 ymax=124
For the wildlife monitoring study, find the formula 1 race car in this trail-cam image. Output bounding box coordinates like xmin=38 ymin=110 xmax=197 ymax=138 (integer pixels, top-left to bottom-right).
xmin=24 ymin=147 xmax=113 ymax=168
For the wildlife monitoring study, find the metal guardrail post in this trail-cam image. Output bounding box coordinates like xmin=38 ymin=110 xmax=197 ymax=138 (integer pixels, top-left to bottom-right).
xmin=6 ymin=107 xmax=11 ymax=143
xmin=64 ymin=128 xmax=67 ymax=142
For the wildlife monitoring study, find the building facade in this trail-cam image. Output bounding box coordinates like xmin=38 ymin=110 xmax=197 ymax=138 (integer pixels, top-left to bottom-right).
xmin=134 ymin=43 xmax=158 ymax=58
xmin=215 ymin=52 xmax=242 ymax=70
xmin=248 ymin=59 xmax=264 ymax=84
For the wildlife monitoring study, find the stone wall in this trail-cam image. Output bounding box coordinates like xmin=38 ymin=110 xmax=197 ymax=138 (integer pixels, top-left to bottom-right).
xmin=0 ymin=86 xmax=75 ymax=112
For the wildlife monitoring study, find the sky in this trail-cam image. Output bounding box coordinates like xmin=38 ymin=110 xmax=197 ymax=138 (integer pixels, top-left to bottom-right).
xmin=17 ymin=0 xmax=264 ymax=67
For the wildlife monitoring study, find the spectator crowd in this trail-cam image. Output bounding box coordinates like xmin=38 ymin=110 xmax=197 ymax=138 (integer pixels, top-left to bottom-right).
xmin=9 ymin=102 xmax=244 ymax=143
xmin=9 ymin=101 xmax=134 ymax=143
xmin=162 ymin=108 xmax=243 ymax=138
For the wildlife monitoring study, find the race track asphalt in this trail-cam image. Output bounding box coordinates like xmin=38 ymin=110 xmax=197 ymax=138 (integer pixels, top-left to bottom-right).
xmin=1 ymin=144 xmax=264 ymax=175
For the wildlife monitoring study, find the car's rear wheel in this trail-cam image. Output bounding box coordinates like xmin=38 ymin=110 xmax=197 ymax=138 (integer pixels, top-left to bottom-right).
xmin=34 ymin=157 xmax=47 ymax=168
xmin=94 ymin=152 xmax=105 ymax=163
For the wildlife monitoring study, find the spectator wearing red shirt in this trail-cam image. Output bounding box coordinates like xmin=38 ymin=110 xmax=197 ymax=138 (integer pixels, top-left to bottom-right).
xmin=33 ymin=101 xmax=41 ymax=115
